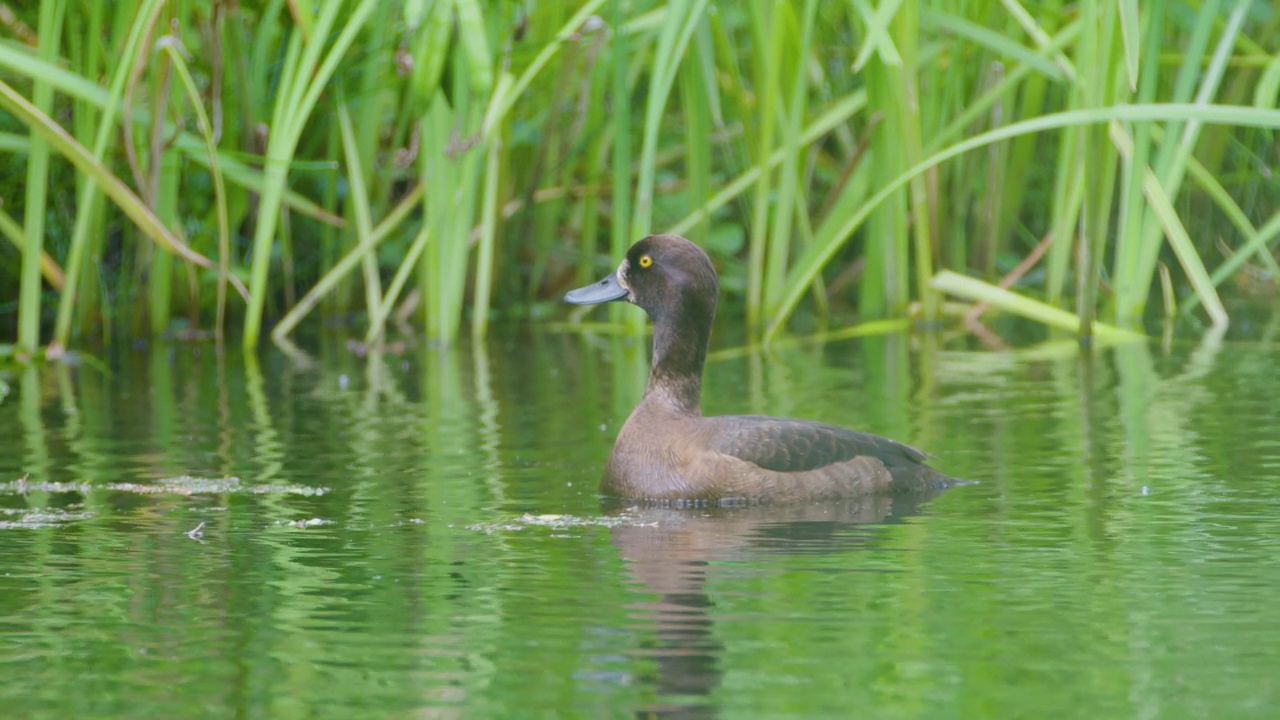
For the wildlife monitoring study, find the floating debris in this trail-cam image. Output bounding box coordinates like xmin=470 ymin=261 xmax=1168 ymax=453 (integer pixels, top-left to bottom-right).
xmin=283 ymin=518 xmax=331 ymax=529
xmin=0 ymin=507 xmax=94 ymax=529
xmin=0 ymin=475 xmax=329 ymax=496
xmin=468 ymin=512 xmax=658 ymax=534
xmin=186 ymin=521 xmax=207 ymax=539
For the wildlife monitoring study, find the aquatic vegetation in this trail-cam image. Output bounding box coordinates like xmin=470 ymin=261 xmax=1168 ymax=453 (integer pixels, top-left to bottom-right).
xmin=0 ymin=0 xmax=1277 ymax=350
xmin=0 ymin=475 xmax=329 ymax=496
xmin=0 ymin=506 xmax=94 ymax=529
xmin=468 ymin=512 xmax=658 ymax=534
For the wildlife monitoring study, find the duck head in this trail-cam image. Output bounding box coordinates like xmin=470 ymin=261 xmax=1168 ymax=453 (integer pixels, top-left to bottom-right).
xmin=565 ymin=235 xmax=719 ymax=410
xmin=564 ymin=234 xmax=718 ymax=326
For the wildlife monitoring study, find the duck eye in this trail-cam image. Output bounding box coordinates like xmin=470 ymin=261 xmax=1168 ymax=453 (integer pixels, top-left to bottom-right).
xmin=638 ymin=255 xmax=653 ymax=268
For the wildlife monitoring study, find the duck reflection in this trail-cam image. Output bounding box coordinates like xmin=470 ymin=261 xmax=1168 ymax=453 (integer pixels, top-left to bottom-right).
xmin=609 ymin=493 xmax=940 ymax=718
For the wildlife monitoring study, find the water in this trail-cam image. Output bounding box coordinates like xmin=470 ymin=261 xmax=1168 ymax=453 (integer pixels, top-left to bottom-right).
xmin=2 ymin=329 xmax=1279 ymax=718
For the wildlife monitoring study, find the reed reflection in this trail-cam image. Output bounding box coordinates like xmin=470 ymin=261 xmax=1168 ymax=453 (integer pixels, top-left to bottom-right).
xmin=609 ymin=493 xmax=939 ymax=718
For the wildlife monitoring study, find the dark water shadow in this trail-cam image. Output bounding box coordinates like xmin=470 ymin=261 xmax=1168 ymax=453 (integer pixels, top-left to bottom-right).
xmin=607 ymin=491 xmax=942 ymax=718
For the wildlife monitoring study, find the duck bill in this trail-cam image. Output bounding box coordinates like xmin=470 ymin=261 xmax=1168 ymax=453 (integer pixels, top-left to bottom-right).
xmin=565 ymin=272 xmax=629 ymax=305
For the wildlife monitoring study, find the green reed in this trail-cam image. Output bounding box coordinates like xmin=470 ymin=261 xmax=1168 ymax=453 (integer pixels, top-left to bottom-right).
xmin=17 ymin=0 xmax=62 ymax=353
xmin=1 ymin=0 xmax=1278 ymax=353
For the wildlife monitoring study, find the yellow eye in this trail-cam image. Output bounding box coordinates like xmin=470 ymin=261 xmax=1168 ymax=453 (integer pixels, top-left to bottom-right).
xmin=639 ymin=255 xmax=653 ymax=268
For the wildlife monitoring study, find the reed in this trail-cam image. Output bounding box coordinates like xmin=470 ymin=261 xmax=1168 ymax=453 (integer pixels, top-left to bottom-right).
xmin=1 ymin=0 xmax=1277 ymax=352
xmin=16 ymin=0 xmax=61 ymax=353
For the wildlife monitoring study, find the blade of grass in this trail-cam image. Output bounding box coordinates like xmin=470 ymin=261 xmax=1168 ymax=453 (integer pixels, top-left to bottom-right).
xmin=1137 ymin=167 xmax=1228 ymax=327
xmin=678 ymin=36 xmax=712 ymax=245
xmin=1112 ymin=0 xmax=1162 ymax=327
xmin=160 ymin=38 xmax=234 ymax=343
xmin=454 ymin=0 xmax=494 ymax=97
xmin=931 ymin=270 xmax=1145 ymax=341
xmin=368 ymin=223 xmax=432 ymax=345
xmin=746 ymin=0 xmax=783 ymax=327
xmin=632 ymin=0 xmax=711 ymax=241
xmin=922 ymin=9 xmax=1065 ymax=82
xmin=408 ymin=0 xmax=453 ymax=112
xmin=762 ymin=0 xmax=816 ymax=318
xmin=896 ymin=0 xmax=938 ymax=326
xmin=337 ymin=102 xmax=383 ymax=324
xmin=1256 ymin=53 xmax=1280 ymax=108
xmin=472 ymin=134 xmax=502 ymax=337
xmin=0 ymin=206 xmax=65 ymax=288
xmin=18 ymin=0 xmax=64 ymax=352
xmin=998 ymin=0 xmax=1077 ymax=82
xmin=610 ymin=0 xmax=633 ymax=267
xmin=1075 ymin=0 xmax=1122 ymax=342
xmin=1116 ymin=0 xmax=1139 ymax=90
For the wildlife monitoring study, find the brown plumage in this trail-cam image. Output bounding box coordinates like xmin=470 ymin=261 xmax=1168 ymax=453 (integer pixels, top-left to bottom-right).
xmin=565 ymin=234 xmax=959 ymax=504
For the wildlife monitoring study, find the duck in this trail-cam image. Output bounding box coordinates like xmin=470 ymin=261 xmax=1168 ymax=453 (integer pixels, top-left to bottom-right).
xmin=565 ymin=234 xmax=959 ymax=504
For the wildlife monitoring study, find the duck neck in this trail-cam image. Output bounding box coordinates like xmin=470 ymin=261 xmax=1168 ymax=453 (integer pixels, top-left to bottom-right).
xmin=645 ymin=305 xmax=712 ymax=416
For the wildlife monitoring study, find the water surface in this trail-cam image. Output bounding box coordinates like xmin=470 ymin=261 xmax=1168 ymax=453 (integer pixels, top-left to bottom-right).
xmin=1 ymin=329 xmax=1278 ymax=718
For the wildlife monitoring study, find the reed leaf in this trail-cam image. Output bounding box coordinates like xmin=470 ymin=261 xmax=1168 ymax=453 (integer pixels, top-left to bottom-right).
xmin=18 ymin=0 xmax=63 ymax=352
xmin=610 ymin=0 xmax=634 ymax=271
xmin=1193 ymin=211 xmax=1280 ymax=314
xmin=1136 ymin=167 xmax=1228 ymax=327
xmin=472 ymin=135 xmax=503 ymax=338
xmin=760 ymin=0 xmax=818 ymax=320
xmin=159 ymin=40 xmax=234 ymax=342
xmin=337 ymin=102 xmax=383 ymax=323
xmin=745 ymin=0 xmax=784 ymax=327
xmin=632 ymin=0 xmax=710 ymax=241
xmin=922 ymin=9 xmax=1064 ymax=83
xmin=0 ymin=206 xmax=65 ymax=289
xmin=1116 ymin=0 xmax=1139 ymax=90
xmin=930 ymin=271 xmax=1144 ymax=341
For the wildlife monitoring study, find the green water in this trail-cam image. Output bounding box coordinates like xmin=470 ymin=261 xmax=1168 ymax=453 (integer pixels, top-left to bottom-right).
xmin=2 ymin=330 xmax=1279 ymax=718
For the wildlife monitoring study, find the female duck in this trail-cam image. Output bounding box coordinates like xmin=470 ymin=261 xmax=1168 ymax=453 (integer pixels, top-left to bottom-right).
xmin=566 ymin=234 xmax=957 ymax=503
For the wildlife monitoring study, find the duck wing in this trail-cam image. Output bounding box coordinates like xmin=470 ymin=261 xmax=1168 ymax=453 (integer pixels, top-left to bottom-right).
xmin=707 ymin=415 xmax=929 ymax=474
